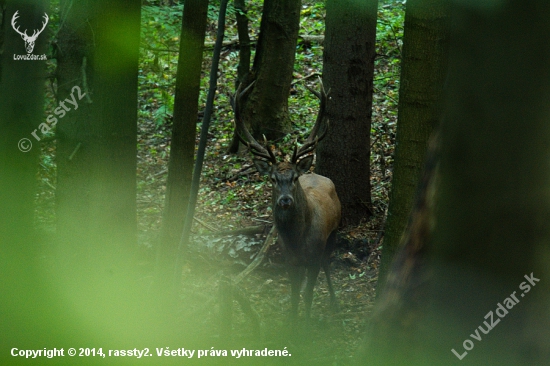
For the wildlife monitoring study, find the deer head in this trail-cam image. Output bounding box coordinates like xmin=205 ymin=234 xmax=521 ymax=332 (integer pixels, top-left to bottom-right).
xmin=232 ymin=80 xmax=329 ymax=210
xmin=11 ymin=11 xmax=49 ymax=54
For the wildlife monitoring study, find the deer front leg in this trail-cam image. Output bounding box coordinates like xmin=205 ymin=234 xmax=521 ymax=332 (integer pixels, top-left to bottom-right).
xmin=304 ymin=264 xmax=321 ymax=319
xmin=289 ymin=265 xmax=305 ymax=321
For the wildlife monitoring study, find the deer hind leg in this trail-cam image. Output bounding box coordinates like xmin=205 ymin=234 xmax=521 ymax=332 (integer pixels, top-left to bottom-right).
xmin=289 ymin=265 xmax=305 ymax=320
xmin=324 ymin=230 xmax=339 ymax=312
xmin=323 ymin=261 xmax=338 ymax=312
xmin=304 ymin=264 xmax=321 ymax=319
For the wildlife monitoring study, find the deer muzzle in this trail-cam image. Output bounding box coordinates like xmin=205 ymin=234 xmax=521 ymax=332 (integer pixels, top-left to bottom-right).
xmin=277 ymin=196 xmax=294 ymax=209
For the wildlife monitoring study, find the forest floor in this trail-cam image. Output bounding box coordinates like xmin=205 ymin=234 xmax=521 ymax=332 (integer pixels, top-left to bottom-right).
xmin=35 ymin=1 xmax=404 ymax=364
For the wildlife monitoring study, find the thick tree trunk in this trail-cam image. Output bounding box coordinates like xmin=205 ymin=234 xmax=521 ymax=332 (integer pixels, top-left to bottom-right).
xmin=229 ymin=0 xmax=300 ymax=148
xmin=0 ymin=0 xmax=48 ymax=352
xmin=156 ymin=0 xmax=208 ymax=292
xmin=56 ymin=0 xmax=139 ymax=261
xmin=377 ymin=0 xmax=450 ymax=294
xmin=316 ymin=0 xmax=377 ymax=226
xmin=366 ymin=1 xmax=550 ymax=364
xmin=55 ymin=0 xmax=93 ymax=256
xmin=54 ymin=0 xmax=142 ymax=344
xmin=0 ymin=1 xmax=45 ymax=245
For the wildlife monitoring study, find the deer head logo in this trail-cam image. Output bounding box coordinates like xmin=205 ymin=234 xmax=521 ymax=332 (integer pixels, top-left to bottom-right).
xmin=11 ymin=11 xmax=49 ymax=54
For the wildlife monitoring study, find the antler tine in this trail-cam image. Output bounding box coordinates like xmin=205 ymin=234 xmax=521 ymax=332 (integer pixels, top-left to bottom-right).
xmin=293 ymin=78 xmax=330 ymax=163
xmin=291 ymin=144 xmax=298 ymax=163
xmin=232 ymin=81 xmax=277 ymax=164
xmin=294 ymin=123 xmax=330 ymax=158
xmin=305 ymin=85 xmax=321 ymax=99
xmin=234 ymin=128 xmax=272 ymax=161
xmin=303 ymin=77 xmax=329 ymax=145
xmin=262 ymin=135 xmax=277 ymax=163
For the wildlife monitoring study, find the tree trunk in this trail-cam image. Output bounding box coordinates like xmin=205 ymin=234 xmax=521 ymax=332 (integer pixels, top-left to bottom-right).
xmin=228 ymin=0 xmax=301 ymax=151
xmin=316 ymin=0 xmax=378 ymax=226
xmin=0 ymin=1 xmax=45 ymax=246
xmin=377 ymin=0 xmax=450 ymax=294
xmin=234 ymin=0 xmax=250 ymax=86
xmin=56 ymin=0 xmax=139 ymax=260
xmin=54 ymin=0 xmax=141 ymax=343
xmin=55 ymin=0 xmax=93 ymax=256
xmin=156 ymin=0 xmax=208 ymax=293
xmin=0 ymin=0 xmax=48 ymax=351
xmin=366 ymin=1 xmax=550 ymax=364
xmin=226 ymin=0 xmax=253 ymax=154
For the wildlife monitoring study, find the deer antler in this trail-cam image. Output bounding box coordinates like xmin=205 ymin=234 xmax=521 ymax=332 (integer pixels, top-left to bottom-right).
xmin=292 ymin=78 xmax=330 ymax=163
xmin=232 ymin=81 xmax=277 ymax=164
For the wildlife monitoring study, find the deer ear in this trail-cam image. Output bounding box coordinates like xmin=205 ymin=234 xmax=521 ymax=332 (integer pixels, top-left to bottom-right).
xmin=253 ymin=159 xmax=271 ymax=176
xmin=296 ymin=155 xmax=314 ymax=174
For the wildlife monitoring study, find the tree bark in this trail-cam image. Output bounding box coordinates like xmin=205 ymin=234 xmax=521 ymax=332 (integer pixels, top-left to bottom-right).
xmin=229 ymin=0 xmax=301 ymax=149
xmin=377 ymin=0 xmax=450 ymax=294
xmin=316 ymin=0 xmax=378 ymax=226
xmin=366 ymin=1 xmax=550 ymax=364
xmin=0 ymin=0 xmax=48 ymax=351
xmin=54 ymin=0 xmax=141 ymax=344
xmin=156 ymin=0 xmax=208 ymax=293
xmin=0 ymin=1 xmax=45 ymax=246
xmin=56 ymin=0 xmax=139 ymax=260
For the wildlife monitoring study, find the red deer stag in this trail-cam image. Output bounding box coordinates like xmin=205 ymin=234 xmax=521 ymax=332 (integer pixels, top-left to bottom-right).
xmin=232 ymin=81 xmax=341 ymax=320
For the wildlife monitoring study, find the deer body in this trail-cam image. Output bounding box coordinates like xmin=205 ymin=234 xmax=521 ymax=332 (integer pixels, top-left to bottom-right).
xmin=274 ymin=173 xmax=340 ymax=266
xmin=233 ymin=80 xmax=341 ymax=319
xmin=275 ymin=173 xmax=341 ymax=319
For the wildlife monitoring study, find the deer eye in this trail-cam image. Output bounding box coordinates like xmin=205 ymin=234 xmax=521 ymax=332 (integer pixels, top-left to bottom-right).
xmin=270 ymin=176 xmax=277 ymax=184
